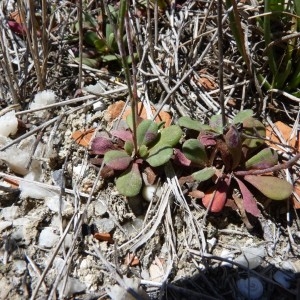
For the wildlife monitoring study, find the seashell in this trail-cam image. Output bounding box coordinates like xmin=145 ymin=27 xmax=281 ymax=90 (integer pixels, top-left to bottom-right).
xmin=236 ymin=277 xmax=264 ymax=300
xmin=234 ymin=246 xmax=265 ymax=269
xmin=281 ymin=260 xmax=300 ymax=273
xmin=142 ymin=184 xmax=161 ymax=202
xmin=273 ymin=270 xmax=295 ymax=289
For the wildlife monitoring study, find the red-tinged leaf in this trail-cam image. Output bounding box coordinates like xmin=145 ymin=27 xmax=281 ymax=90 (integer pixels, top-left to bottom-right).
xmin=198 ymin=132 xmax=216 ymax=146
xmin=111 ymin=129 xmax=133 ymax=142
xmin=8 ymin=20 xmax=26 ymax=35
xmin=90 ymin=136 xmax=114 ymax=154
xmin=137 ymin=120 xmax=158 ymax=146
xmin=103 ymin=150 xmax=132 ymax=170
xmin=244 ymin=175 xmax=293 ymax=200
xmin=202 ymin=177 xmax=230 ymax=212
xmin=173 ymin=148 xmax=191 ymax=166
xmin=116 ymin=163 xmax=142 ymax=197
xmin=234 ymin=177 xmax=260 ymax=217
xmin=225 ymin=125 xmax=241 ymax=149
xmin=245 ymin=148 xmax=278 ymax=170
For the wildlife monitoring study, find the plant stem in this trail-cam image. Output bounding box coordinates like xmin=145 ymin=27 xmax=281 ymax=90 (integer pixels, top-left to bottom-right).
xmin=217 ymin=0 xmax=226 ymax=130
xmin=234 ymin=152 xmax=300 ymax=176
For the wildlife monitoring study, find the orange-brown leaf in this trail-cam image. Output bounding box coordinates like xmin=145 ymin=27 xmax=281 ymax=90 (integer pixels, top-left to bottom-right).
xmin=72 ymin=128 xmax=95 ymax=148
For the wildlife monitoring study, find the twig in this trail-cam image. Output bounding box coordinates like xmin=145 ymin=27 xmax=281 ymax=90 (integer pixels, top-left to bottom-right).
xmin=234 ymin=152 xmax=300 ymax=176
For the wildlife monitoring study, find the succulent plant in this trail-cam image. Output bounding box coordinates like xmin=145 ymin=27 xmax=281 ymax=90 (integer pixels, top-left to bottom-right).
xmin=177 ymin=110 xmax=293 ymax=216
xmin=91 ymin=116 xmax=182 ymax=197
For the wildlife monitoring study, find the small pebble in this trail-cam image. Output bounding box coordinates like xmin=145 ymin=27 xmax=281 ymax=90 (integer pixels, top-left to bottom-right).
xmin=93 ymin=218 xmax=115 ymax=233
xmin=1 ymin=206 xmax=19 ymax=220
xmin=0 ymin=221 xmax=12 ymax=233
xmin=94 ymin=201 xmax=107 ymax=217
xmin=13 ymin=260 xmax=27 ymax=276
xmin=38 ymin=227 xmax=60 ymax=248
xmin=58 ymin=276 xmax=86 ymax=297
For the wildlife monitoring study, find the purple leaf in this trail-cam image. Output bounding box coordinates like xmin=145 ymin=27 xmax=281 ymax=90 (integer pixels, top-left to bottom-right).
xmin=103 ymin=150 xmax=132 ymax=170
xmin=90 ymin=136 xmax=115 ymax=155
xmin=111 ymin=129 xmax=133 ymax=142
xmin=225 ymin=125 xmax=241 ymax=149
xmin=234 ymin=177 xmax=260 ymax=217
xmin=173 ymin=148 xmax=191 ymax=167
xmin=198 ymin=132 xmax=216 ymax=146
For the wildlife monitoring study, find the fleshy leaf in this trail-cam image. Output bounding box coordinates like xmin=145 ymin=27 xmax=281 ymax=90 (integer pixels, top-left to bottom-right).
xmin=224 ymin=125 xmax=242 ymax=169
xmin=137 ymin=120 xmax=158 ymax=146
xmin=209 ymin=114 xmax=224 ymax=134
xmin=111 ymin=129 xmax=133 ymax=142
xmin=202 ymin=176 xmax=230 ymax=212
xmin=138 ymin=144 xmax=149 ymax=158
xmin=182 ymin=139 xmax=208 ymax=166
xmin=242 ymin=117 xmax=266 ymax=149
xmin=124 ymin=141 xmax=134 ymax=155
xmin=244 ymin=175 xmax=293 ymax=200
xmin=103 ymin=150 xmax=132 ymax=170
xmin=234 ymin=177 xmax=260 ymax=216
xmin=198 ymin=132 xmax=216 ymax=146
xmin=146 ymin=145 xmax=173 ymax=167
xmin=159 ymin=125 xmax=183 ymax=147
xmin=233 ymin=109 xmax=254 ymax=124
xmin=90 ymin=136 xmax=114 ymax=155
xmin=192 ymin=167 xmax=215 ymax=182
xmin=178 ymin=116 xmax=211 ymax=132
xmin=245 ymin=148 xmax=278 ymax=170
xmin=116 ymin=163 xmax=142 ymax=197
xmin=225 ymin=125 xmax=241 ymax=149
xmin=173 ymin=149 xmax=191 ymax=167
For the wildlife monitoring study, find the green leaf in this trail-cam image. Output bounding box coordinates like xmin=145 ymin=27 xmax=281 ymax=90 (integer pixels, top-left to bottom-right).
xmin=75 ymin=57 xmax=99 ymax=68
xmin=182 ymin=139 xmax=208 ymax=166
xmin=244 ymin=175 xmax=293 ymax=200
xmin=242 ymin=117 xmax=266 ymax=149
xmin=103 ymin=150 xmax=132 ymax=170
xmin=209 ymin=114 xmax=224 ymax=134
xmin=233 ymin=109 xmax=254 ymax=124
xmin=84 ymin=32 xmax=107 ymax=53
xmin=102 ymin=54 xmax=118 ymax=62
xmin=137 ymin=120 xmax=159 ymax=146
xmin=192 ymin=167 xmax=215 ymax=182
xmin=138 ymin=144 xmax=149 ymax=158
xmin=146 ymin=145 xmax=173 ymax=167
xmin=178 ymin=116 xmax=211 ymax=132
xmin=245 ymin=148 xmax=278 ymax=170
xmin=116 ymin=163 xmax=142 ymax=197
xmin=159 ymin=125 xmax=183 ymax=147
xmin=124 ymin=141 xmax=134 ymax=155
xmin=126 ymin=114 xmax=133 ymax=131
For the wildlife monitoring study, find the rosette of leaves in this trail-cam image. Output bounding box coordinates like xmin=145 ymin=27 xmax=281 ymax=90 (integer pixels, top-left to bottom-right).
xmin=73 ymin=6 xmax=135 ymax=67
xmin=91 ymin=118 xmax=182 ymax=197
xmin=177 ymin=110 xmax=293 ymax=215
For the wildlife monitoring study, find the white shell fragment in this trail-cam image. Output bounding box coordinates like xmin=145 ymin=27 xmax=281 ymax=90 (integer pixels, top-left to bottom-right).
xmin=58 ymin=276 xmax=86 ymax=298
xmin=0 ymin=110 xmax=18 ymax=137
xmin=38 ymin=227 xmax=60 ymax=248
xmin=234 ymin=246 xmax=265 ymax=269
xmin=142 ymin=185 xmax=162 ymax=202
xmin=236 ymin=277 xmax=264 ymax=300
xmin=30 ymin=90 xmax=57 ymax=117
xmin=273 ymin=270 xmax=295 ymax=289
